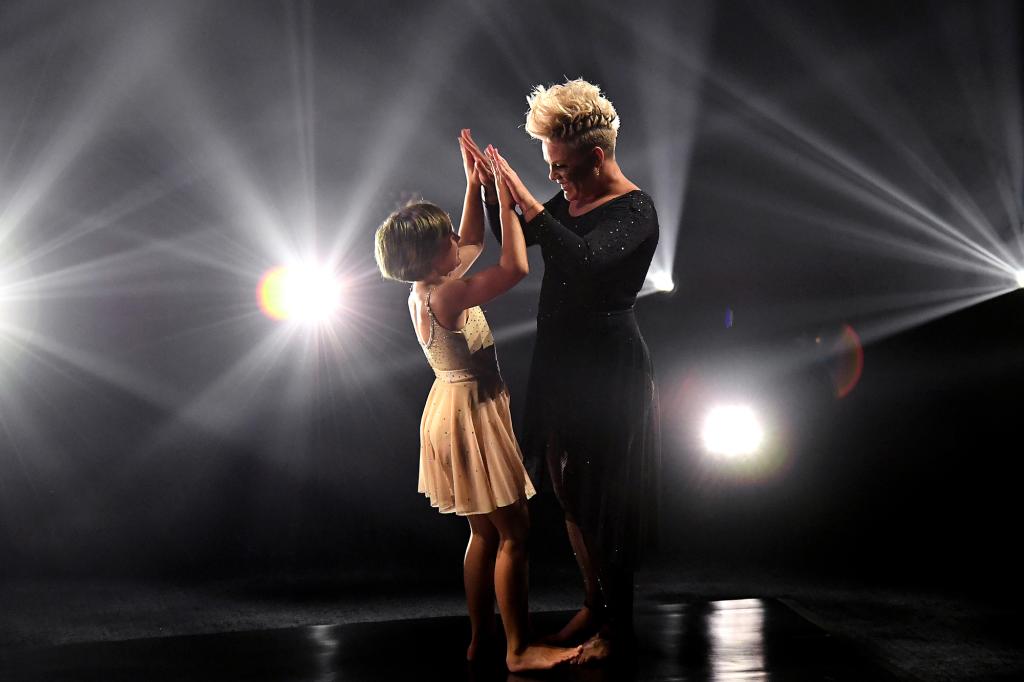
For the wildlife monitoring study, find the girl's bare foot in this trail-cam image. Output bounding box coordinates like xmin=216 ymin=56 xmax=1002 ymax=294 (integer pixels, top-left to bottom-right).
xmin=541 ymin=605 xmax=600 ymax=645
xmin=575 ymin=633 xmax=612 ymax=664
xmin=506 ymin=644 xmax=582 ymax=672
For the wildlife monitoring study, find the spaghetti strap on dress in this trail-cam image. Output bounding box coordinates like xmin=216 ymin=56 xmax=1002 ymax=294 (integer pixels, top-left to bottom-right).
xmin=416 ymin=288 xmax=535 ymax=515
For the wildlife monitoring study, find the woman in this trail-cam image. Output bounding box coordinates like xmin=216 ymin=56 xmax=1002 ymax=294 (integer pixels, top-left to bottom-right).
xmin=466 ymin=79 xmax=660 ymax=662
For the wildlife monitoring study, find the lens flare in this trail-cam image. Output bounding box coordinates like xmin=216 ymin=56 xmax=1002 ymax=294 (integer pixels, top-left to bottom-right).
xmin=257 ymin=264 xmax=341 ymax=323
xmin=832 ymin=324 xmax=865 ymax=399
xmin=1016 ymin=270 xmax=1024 ymax=289
xmin=702 ymin=404 xmax=765 ymax=457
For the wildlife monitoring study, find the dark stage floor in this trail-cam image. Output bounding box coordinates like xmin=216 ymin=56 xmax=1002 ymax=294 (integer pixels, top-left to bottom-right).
xmin=0 ymin=597 xmax=904 ymax=681
xmin=2 ymin=565 xmax=1023 ymax=680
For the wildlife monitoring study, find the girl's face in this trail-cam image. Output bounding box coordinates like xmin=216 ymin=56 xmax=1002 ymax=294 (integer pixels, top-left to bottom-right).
xmin=431 ymin=229 xmax=460 ymax=275
xmin=542 ymin=139 xmax=595 ymax=202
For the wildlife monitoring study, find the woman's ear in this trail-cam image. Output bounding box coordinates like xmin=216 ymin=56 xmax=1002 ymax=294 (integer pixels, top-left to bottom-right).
xmin=591 ymin=146 xmax=606 ymax=169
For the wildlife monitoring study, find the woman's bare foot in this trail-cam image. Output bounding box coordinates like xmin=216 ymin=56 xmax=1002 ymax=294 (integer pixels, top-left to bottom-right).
xmin=541 ymin=605 xmax=600 ymax=645
xmin=467 ymin=637 xmax=500 ymax=662
xmin=575 ymin=633 xmax=612 ymax=664
xmin=506 ymin=644 xmax=582 ymax=672
xmin=467 ymin=626 xmax=498 ymax=662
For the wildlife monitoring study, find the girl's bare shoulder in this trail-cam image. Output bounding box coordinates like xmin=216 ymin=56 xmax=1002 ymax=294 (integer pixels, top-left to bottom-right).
xmin=426 ymin=279 xmax=467 ymax=326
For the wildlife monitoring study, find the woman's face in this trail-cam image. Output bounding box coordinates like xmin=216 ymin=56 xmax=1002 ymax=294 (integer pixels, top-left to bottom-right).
xmin=432 ymin=229 xmax=461 ymax=275
xmin=542 ymin=139 xmax=593 ymax=202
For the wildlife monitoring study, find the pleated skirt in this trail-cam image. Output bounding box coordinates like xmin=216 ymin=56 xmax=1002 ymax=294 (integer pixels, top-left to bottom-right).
xmin=418 ymin=378 xmax=536 ymax=515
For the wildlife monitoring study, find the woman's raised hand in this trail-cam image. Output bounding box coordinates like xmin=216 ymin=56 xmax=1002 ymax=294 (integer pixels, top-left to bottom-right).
xmin=489 ymin=149 xmax=543 ymax=221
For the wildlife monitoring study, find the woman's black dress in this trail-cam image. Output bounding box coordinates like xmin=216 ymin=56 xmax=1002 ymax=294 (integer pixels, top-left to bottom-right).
xmin=487 ymin=189 xmax=660 ymax=576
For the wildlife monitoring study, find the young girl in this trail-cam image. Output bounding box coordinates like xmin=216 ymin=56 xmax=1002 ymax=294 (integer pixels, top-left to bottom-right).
xmin=373 ymin=129 xmax=580 ymax=672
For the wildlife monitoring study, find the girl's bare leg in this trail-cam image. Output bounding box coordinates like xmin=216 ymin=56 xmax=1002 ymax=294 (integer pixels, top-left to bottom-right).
xmin=488 ymin=499 xmax=580 ymax=672
xmin=465 ymin=514 xmax=499 ymax=661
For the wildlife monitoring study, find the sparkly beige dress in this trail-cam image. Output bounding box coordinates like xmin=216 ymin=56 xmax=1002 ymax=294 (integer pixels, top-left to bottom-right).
xmin=417 ymin=288 xmax=535 ymax=515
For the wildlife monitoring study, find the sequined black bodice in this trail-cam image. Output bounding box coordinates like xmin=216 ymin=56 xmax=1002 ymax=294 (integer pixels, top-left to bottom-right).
xmin=487 ymin=189 xmax=659 ymax=324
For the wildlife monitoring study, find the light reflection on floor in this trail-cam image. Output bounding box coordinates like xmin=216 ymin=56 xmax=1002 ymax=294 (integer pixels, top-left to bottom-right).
xmin=708 ymin=599 xmax=766 ymax=679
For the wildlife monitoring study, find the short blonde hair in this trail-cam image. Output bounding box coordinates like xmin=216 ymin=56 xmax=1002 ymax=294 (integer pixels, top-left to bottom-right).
xmin=525 ymin=78 xmax=620 ymax=155
xmin=374 ymin=202 xmax=452 ymax=282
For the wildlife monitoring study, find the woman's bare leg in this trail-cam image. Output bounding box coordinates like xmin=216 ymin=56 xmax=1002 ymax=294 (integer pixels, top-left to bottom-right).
xmin=551 ymin=517 xmax=604 ymax=642
xmin=488 ymin=499 xmax=580 ymax=671
xmin=465 ymin=513 xmax=499 ymax=661
xmin=543 ymin=434 xmax=604 ymax=645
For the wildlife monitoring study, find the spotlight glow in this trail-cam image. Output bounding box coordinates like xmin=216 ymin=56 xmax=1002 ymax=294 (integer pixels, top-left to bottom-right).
xmin=0 ymin=261 xmax=25 ymax=337
xmin=1016 ymin=270 xmax=1024 ymax=289
xmin=0 ymin=268 xmax=8 ymax=319
xmin=648 ymin=271 xmax=675 ymax=292
xmin=258 ymin=264 xmax=342 ymax=323
xmin=702 ymin=404 xmax=765 ymax=457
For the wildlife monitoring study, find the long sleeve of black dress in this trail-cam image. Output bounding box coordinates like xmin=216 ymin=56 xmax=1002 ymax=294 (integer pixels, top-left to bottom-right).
xmin=486 ymin=190 xmax=659 ymax=314
xmin=528 ymin=204 xmax=657 ymax=276
xmin=485 ymin=201 xmax=539 ymax=246
xmin=485 ymin=195 xmax=656 ymax=273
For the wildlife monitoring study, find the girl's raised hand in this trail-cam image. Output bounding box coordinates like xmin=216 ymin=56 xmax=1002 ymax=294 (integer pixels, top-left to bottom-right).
xmin=458 ymin=130 xmax=480 ymax=186
xmin=461 ymin=129 xmax=495 ymax=190
xmin=488 ymin=146 xmax=515 ymax=209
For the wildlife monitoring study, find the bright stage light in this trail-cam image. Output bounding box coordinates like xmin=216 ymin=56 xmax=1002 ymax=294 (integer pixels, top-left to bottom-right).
xmin=702 ymin=404 xmax=765 ymax=457
xmin=1016 ymin=270 xmax=1024 ymax=289
xmin=257 ymin=264 xmax=342 ymax=323
xmin=647 ymin=271 xmax=675 ymax=292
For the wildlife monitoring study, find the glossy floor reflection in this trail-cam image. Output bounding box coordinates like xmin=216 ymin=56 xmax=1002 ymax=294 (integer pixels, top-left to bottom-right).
xmin=0 ymin=598 xmax=902 ymax=681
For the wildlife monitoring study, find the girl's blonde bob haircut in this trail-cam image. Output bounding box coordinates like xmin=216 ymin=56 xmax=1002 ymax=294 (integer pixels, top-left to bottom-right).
xmin=374 ymin=202 xmax=453 ymax=283
xmin=525 ymin=78 xmax=620 ymax=155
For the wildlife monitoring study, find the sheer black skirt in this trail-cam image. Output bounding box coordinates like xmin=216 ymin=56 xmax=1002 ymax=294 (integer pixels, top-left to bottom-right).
xmin=521 ymin=309 xmax=660 ymax=572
